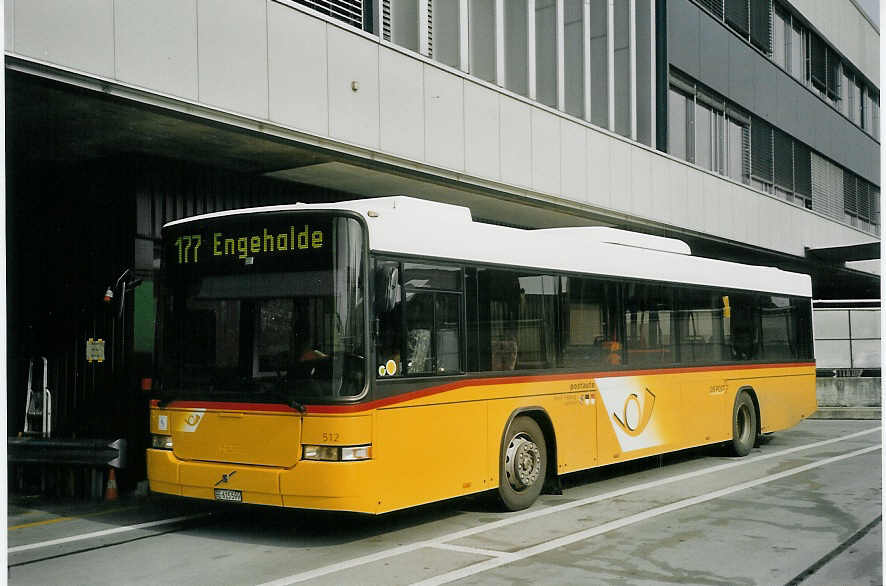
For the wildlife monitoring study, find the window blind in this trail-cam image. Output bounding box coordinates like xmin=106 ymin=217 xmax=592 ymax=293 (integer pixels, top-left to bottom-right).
xmin=773 ymin=129 xmax=793 ymax=190
xmin=725 ymin=0 xmax=749 ymax=34
xmin=751 ymin=117 xmax=773 ymax=183
xmin=793 ymin=142 xmax=811 ymax=196
xmin=749 ymin=0 xmax=771 ymax=53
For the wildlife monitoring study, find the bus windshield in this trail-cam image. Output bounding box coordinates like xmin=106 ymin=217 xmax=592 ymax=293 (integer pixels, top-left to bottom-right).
xmin=157 ymin=213 xmax=366 ymax=402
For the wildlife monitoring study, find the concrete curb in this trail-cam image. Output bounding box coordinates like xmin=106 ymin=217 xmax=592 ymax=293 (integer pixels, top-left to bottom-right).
xmin=808 ymin=407 xmax=882 ymax=420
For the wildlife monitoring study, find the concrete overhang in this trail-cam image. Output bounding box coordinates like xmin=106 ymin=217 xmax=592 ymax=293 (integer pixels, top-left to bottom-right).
xmin=805 ymin=242 xmax=881 ymax=263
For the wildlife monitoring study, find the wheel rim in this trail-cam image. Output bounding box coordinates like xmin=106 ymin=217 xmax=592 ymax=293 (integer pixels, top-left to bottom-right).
xmin=737 ymin=403 xmax=752 ymax=444
xmin=505 ymin=433 xmax=541 ymax=491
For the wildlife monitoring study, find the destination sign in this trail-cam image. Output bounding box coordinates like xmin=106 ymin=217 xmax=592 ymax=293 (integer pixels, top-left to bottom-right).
xmin=164 ymin=213 xmax=335 ymax=276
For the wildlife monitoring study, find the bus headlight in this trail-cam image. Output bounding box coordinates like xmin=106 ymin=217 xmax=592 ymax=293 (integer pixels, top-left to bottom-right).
xmin=151 ymin=434 xmax=173 ymax=450
xmin=302 ymin=444 xmax=371 ymax=461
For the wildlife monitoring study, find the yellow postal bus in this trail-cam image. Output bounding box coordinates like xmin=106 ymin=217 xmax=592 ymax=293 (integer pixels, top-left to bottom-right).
xmin=148 ymin=197 xmax=816 ymax=513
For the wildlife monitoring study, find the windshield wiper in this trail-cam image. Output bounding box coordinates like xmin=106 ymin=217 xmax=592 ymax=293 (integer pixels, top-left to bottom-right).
xmin=267 ymin=374 xmax=307 ymax=414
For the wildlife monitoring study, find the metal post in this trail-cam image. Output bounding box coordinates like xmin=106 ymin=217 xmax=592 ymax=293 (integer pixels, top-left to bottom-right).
xmin=556 ymin=0 xmax=565 ymax=110
xmin=607 ymin=0 xmax=615 ymax=131
xmin=528 ymin=0 xmax=537 ymax=99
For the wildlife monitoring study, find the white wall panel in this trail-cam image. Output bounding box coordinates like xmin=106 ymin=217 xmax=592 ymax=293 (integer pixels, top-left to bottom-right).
xmin=531 ymin=110 xmax=561 ymax=194
xmin=327 ymin=25 xmax=380 ymax=148
xmin=628 ymin=147 xmax=653 ymax=217
xmin=731 ymin=186 xmax=750 ymax=245
xmin=115 ymin=0 xmax=197 ymax=100
xmin=5 ymin=0 xmax=13 ymax=52
xmin=649 ymin=155 xmax=672 ymax=224
xmin=771 ymin=203 xmax=794 ymax=254
xmin=14 ymin=0 xmax=115 ymax=77
xmin=464 ymin=82 xmax=501 ymax=180
xmin=702 ymin=173 xmax=721 ymax=236
xmin=197 ymin=0 xmax=268 ymax=119
xmin=424 ymin=65 xmax=465 ymax=170
xmin=586 ymin=129 xmax=611 ymax=207
xmin=666 ymin=163 xmax=689 ymax=228
xmin=757 ymin=196 xmax=781 ymax=251
xmin=608 ymin=140 xmax=631 ymax=213
xmin=499 ymin=96 xmax=532 ymax=187
xmin=684 ymin=168 xmax=705 ymax=232
xmin=379 ymin=49 xmax=425 ymax=160
xmin=721 ymin=184 xmax=742 ymax=243
xmin=268 ymin=3 xmax=328 ymax=136
xmin=559 ymin=120 xmax=586 ymax=202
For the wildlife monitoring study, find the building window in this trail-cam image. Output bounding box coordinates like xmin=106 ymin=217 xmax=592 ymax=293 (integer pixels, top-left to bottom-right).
xmin=726 ymin=114 xmax=750 ymax=184
xmin=535 ymin=0 xmax=558 ymax=107
xmin=564 ymin=0 xmax=586 ymax=117
xmin=295 ymin=0 xmax=365 ymax=30
xmin=749 ymin=0 xmax=771 ymax=54
xmin=725 ymin=0 xmax=749 ymax=36
xmin=789 ymin=15 xmax=806 ymax=82
xmin=772 ymin=6 xmax=788 ymax=70
xmin=432 ymin=0 xmax=461 ymax=68
xmin=589 ymin=0 xmax=609 ymax=127
xmin=668 ymin=87 xmax=691 ymax=161
xmin=751 ymin=117 xmax=773 ymax=193
xmin=469 ymin=0 xmax=496 ymax=82
xmin=613 ymin=0 xmax=632 ymax=136
xmin=503 ymin=0 xmax=529 ymax=95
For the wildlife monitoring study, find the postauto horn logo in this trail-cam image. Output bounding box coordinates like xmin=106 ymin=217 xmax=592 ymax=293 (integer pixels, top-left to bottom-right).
xmin=612 ymin=387 xmax=656 ymax=437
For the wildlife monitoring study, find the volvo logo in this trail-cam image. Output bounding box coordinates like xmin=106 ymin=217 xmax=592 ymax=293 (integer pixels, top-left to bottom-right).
xmin=612 ymin=387 xmax=656 ymax=436
xmin=214 ymin=471 xmax=237 ymax=486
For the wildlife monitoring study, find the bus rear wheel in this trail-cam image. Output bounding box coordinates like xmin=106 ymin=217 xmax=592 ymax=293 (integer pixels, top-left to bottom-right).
xmin=730 ymin=391 xmax=757 ymax=457
xmin=498 ymin=416 xmax=547 ymax=511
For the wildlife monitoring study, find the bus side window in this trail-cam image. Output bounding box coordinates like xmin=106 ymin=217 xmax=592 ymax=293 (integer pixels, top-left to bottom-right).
xmin=559 ymin=276 xmax=621 ymax=369
xmin=478 ymin=270 xmax=557 ymax=372
xmin=400 ymin=263 xmax=464 ymax=376
xmin=374 ymin=260 xmax=403 ymax=377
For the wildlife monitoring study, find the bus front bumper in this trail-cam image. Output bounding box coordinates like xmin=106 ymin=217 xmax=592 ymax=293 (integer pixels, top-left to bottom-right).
xmin=147 ymin=449 xmax=376 ymax=513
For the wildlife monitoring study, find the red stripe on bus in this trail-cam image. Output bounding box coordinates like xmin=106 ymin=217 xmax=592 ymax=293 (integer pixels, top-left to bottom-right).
xmin=150 ymin=361 xmax=814 ymax=414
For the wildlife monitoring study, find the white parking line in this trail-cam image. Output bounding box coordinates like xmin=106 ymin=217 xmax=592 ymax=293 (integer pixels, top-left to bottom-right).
xmin=257 ymin=426 xmax=880 ymax=586
xmin=413 ymin=444 xmax=881 ymax=585
xmin=428 ymin=543 xmax=519 ymax=560
xmin=8 ymin=513 xmax=211 ymax=554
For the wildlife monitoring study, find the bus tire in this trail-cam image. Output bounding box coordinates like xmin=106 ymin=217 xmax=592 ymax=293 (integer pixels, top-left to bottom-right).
xmin=730 ymin=391 xmax=757 ymax=457
xmin=498 ymin=416 xmax=547 ymax=511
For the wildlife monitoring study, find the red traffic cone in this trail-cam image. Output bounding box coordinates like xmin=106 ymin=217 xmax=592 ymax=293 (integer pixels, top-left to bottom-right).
xmin=105 ymin=468 xmax=119 ymax=501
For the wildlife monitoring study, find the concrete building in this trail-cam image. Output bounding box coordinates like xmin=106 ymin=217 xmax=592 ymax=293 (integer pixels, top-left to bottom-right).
xmin=4 ymin=0 xmax=879 ymax=492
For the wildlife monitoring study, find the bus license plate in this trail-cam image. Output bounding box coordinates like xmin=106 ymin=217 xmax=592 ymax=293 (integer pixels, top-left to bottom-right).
xmin=214 ymin=488 xmax=242 ymax=502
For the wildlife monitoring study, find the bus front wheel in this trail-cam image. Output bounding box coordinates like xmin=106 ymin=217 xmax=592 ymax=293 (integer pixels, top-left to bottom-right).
xmin=730 ymin=391 xmax=757 ymax=457
xmin=498 ymin=416 xmax=547 ymax=511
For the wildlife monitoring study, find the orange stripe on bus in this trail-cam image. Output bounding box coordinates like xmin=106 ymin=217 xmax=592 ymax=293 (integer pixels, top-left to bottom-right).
xmin=151 ymin=361 xmax=815 ymax=414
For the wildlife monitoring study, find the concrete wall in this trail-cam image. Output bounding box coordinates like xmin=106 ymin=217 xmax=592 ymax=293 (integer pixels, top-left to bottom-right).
xmin=5 ymin=0 xmax=879 ymax=258
xmin=816 ymin=378 xmax=882 ymax=407
xmin=668 ymin=0 xmax=880 ymax=186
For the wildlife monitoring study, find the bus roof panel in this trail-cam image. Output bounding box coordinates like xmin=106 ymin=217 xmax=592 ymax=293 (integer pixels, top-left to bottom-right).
xmin=165 ymin=196 xmax=812 ymax=298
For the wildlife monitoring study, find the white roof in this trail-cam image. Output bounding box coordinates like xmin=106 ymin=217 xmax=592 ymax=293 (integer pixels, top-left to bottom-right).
xmin=167 ymin=196 xmax=812 ymax=297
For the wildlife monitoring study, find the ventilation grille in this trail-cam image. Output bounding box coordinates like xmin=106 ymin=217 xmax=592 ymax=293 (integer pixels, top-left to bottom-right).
xmin=427 ymin=0 xmax=434 ymax=57
xmin=292 ymin=0 xmax=364 ymax=29
xmin=382 ymin=0 xmax=392 ymax=40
